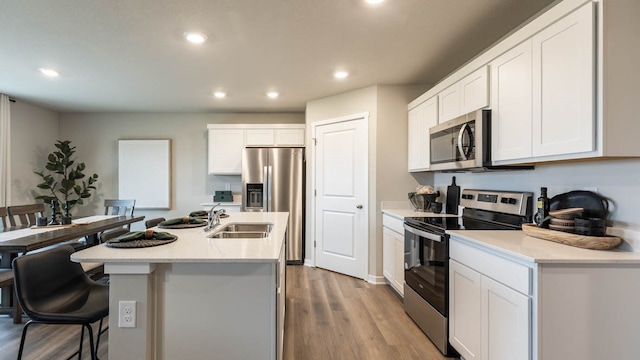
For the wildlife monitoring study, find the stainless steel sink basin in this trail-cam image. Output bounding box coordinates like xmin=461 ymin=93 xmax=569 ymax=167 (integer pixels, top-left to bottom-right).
xmin=207 ymin=222 xmax=273 ymax=239
xmin=209 ymin=231 xmax=269 ymax=239
xmin=218 ymin=223 xmax=273 ymax=233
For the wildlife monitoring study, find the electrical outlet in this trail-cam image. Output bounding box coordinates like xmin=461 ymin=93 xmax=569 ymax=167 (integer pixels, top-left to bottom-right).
xmin=118 ymin=300 xmax=136 ymax=328
xmin=225 ymin=182 xmax=230 ymax=191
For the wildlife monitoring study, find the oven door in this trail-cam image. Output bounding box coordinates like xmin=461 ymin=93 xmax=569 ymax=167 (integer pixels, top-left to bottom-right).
xmin=404 ymin=223 xmax=448 ymax=316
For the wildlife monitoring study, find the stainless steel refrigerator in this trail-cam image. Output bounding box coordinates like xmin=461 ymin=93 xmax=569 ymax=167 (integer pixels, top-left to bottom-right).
xmin=241 ymin=147 xmax=305 ymax=264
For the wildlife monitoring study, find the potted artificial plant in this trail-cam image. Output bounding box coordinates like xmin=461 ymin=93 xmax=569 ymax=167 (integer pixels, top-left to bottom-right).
xmin=34 ymin=140 xmax=99 ymax=222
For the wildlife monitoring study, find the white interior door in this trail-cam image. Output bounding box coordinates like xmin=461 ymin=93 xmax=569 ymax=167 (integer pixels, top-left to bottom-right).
xmin=313 ymin=115 xmax=368 ymax=279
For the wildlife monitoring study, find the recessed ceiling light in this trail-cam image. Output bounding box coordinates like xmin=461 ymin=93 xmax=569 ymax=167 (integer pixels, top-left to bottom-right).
xmin=334 ymin=71 xmax=349 ymax=79
xmin=214 ymin=91 xmax=227 ymax=99
xmin=184 ymin=32 xmax=207 ymax=44
xmin=267 ymin=91 xmax=279 ymax=99
xmin=364 ymin=0 xmax=385 ymax=4
xmin=39 ymin=68 xmax=59 ymax=77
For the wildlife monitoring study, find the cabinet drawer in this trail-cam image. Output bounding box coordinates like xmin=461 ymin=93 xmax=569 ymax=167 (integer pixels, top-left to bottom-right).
xmin=382 ymin=214 xmax=404 ymax=234
xmin=450 ymin=238 xmax=531 ymax=295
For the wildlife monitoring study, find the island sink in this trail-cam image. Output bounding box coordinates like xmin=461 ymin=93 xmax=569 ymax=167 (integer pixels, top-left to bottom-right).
xmin=218 ymin=223 xmax=273 ymax=232
xmin=207 ymin=222 xmax=273 ymax=239
xmin=210 ymin=231 xmax=269 ymax=239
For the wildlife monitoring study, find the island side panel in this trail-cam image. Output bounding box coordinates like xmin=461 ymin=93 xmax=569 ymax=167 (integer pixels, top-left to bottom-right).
xmin=155 ymin=262 xmax=277 ymax=360
xmin=538 ymin=263 xmax=640 ymax=360
xmin=109 ymin=272 xmax=156 ymax=360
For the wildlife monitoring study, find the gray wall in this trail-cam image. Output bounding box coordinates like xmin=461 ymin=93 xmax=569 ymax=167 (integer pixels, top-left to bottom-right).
xmin=305 ymin=85 xmax=429 ymax=280
xmin=59 ymin=112 xmax=304 ymax=229
xmin=10 ymin=101 xmax=60 ymax=206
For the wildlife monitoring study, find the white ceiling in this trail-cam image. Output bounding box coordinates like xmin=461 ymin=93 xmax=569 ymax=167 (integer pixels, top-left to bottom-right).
xmin=0 ymin=0 xmax=556 ymax=113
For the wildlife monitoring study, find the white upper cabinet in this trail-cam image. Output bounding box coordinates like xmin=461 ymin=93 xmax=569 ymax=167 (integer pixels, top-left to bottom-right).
xmin=408 ymin=96 xmax=438 ymax=172
xmin=409 ymin=0 xmax=640 ymax=169
xmin=208 ymin=124 xmax=305 ymax=174
xmin=246 ymin=127 xmax=305 ymax=146
xmin=208 ymin=128 xmax=245 ymax=175
xmin=438 ymin=84 xmax=461 ymax=123
xmin=491 ymin=40 xmax=533 ymax=162
xmin=274 ymin=128 xmax=305 ymax=146
xmin=246 ymin=129 xmax=276 ymax=146
xmin=439 ymin=66 xmax=489 ymax=123
xmin=532 ymin=2 xmax=595 ymax=157
xmin=460 ymin=66 xmax=489 ymax=115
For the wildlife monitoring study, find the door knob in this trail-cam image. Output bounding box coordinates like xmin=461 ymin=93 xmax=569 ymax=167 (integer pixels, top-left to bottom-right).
xmin=356 ymin=205 xmax=363 ymax=209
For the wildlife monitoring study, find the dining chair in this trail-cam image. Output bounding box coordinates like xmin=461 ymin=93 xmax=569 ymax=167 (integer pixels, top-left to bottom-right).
xmin=0 ymin=206 xmax=7 ymax=228
xmin=6 ymin=203 xmax=45 ymax=227
xmin=12 ymin=245 xmax=109 ymax=360
xmin=100 ymin=199 xmax=136 ymax=242
xmin=145 ymin=217 xmax=166 ymax=229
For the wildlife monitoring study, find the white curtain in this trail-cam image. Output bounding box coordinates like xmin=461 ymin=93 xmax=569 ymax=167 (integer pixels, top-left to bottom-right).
xmin=0 ymin=94 xmax=10 ymax=207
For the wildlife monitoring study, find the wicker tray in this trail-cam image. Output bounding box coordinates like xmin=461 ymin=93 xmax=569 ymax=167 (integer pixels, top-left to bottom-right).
xmin=105 ymin=237 xmax=177 ymax=248
xmin=522 ymin=223 xmax=621 ymax=250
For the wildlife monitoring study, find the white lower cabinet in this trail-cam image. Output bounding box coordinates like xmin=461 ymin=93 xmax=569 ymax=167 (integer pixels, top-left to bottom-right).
xmin=382 ymin=214 xmax=405 ymax=296
xmin=450 ymin=232 xmax=640 ymax=360
xmin=481 ymin=275 xmax=530 ymax=360
xmin=450 ymin=238 xmax=531 ymax=360
xmin=449 ymin=260 xmax=482 ymax=360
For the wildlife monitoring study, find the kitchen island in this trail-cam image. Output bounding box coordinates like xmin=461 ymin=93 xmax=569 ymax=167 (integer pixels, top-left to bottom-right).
xmin=72 ymin=212 xmax=288 ymax=360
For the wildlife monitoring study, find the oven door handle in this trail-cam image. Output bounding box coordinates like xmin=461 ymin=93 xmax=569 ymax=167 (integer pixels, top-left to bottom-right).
xmin=403 ymin=223 xmax=443 ymax=242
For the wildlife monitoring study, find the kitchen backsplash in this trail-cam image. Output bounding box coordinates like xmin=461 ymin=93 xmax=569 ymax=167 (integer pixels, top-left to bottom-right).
xmin=432 ymin=158 xmax=640 ymax=230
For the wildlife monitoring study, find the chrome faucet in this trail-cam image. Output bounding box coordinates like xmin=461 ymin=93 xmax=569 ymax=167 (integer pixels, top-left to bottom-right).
xmin=204 ymin=203 xmax=221 ymax=232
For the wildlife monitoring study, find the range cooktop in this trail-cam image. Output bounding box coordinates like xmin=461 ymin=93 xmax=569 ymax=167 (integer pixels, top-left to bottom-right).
xmin=405 ymin=189 xmax=533 ymax=233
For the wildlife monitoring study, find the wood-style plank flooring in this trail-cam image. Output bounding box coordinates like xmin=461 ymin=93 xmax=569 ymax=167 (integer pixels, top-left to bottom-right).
xmin=0 ymin=266 xmax=451 ymax=359
xmin=284 ymin=265 xmax=449 ymax=360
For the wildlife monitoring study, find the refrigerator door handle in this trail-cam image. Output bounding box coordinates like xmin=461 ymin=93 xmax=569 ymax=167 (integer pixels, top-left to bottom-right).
xmin=266 ymin=166 xmax=273 ymax=211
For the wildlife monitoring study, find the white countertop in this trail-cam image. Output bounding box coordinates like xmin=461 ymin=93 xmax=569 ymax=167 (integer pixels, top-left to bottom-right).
xmin=201 ymin=201 xmax=242 ymax=207
xmin=382 ymin=208 xmax=458 ymax=219
xmin=381 ymin=200 xmax=459 ymax=220
xmin=449 ymin=230 xmax=640 ymax=264
xmin=71 ymin=212 xmax=288 ymax=264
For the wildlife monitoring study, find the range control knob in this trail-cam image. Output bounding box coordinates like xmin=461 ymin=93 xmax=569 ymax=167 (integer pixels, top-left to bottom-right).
xmin=501 ymin=197 xmax=518 ymax=204
xmin=462 ymin=194 xmax=474 ymax=200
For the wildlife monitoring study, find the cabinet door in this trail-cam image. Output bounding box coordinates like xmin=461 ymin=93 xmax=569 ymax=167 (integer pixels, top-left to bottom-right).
xmin=449 ymin=260 xmax=482 ymax=360
xmin=439 ymin=84 xmax=460 ymax=123
xmin=460 ymin=66 xmax=489 ymax=114
xmin=491 ymin=40 xmax=533 ymax=162
xmin=382 ymin=227 xmax=395 ymax=285
xmin=275 ymin=128 xmax=305 ymax=146
xmin=246 ymin=129 xmax=276 ymax=146
xmin=393 ymin=230 xmax=404 ymax=296
xmin=408 ymin=96 xmax=437 ymax=172
xmin=208 ymin=129 xmax=244 ymax=174
xmin=532 ymin=2 xmax=595 ymax=157
xmin=482 ymin=276 xmax=530 ymax=360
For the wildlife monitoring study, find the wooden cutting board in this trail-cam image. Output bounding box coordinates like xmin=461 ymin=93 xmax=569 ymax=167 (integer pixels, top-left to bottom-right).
xmin=522 ymin=224 xmax=621 ymax=250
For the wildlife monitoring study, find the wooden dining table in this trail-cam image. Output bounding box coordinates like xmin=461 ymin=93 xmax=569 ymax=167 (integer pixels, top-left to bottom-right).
xmin=0 ymin=215 xmax=144 ymax=323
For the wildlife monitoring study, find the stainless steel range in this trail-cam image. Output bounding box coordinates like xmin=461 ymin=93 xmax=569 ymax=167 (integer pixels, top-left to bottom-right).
xmin=403 ymin=189 xmax=533 ymax=356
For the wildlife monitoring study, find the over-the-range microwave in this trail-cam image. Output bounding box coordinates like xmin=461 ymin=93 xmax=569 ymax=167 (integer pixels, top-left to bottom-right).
xmin=429 ymin=109 xmax=533 ymax=172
